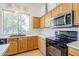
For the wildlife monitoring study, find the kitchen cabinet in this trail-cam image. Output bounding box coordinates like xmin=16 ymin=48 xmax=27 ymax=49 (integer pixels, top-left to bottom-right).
xmin=5 ymin=38 xmax=18 ymax=55
xmin=72 ymin=3 xmax=79 ymax=25
xmin=40 ymin=15 xmax=45 ymax=28
xmin=56 ymin=4 xmax=62 ymax=15
xmin=32 ymin=36 xmax=38 ymax=49
xmin=5 ymin=36 xmax=39 ymax=56
xmin=18 ymin=37 xmax=27 ymax=53
xmin=62 ymin=3 xmax=72 ymax=12
xmin=68 ymin=47 xmax=79 ymax=56
xmin=52 ymin=3 xmax=72 ymax=17
xmin=33 ymin=16 xmax=40 ymax=28
xmin=38 ymin=37 xmax=46 ymax=56
xmin=27 ymin=36 xmax=38 ymax=51
xmin=45 ymin=11 xmax=52 ymax=27
xmin=51 ymin=7 xmax=58 ymax=17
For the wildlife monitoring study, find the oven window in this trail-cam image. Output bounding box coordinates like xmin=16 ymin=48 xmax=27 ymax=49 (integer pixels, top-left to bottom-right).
xmin=47 ymin=45 xmax=61 ymax=56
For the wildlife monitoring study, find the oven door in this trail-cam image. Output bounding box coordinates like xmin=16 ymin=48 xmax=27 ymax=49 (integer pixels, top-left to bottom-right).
xmin=46 ymin=43 xmax=61 ymax=56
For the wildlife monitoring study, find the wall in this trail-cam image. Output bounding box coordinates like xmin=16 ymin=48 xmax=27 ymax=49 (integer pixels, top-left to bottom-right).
xmin=40 ymin=3 xmax=61 ymax=16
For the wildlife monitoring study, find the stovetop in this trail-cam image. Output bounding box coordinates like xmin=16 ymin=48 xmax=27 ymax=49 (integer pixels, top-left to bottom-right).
xmin=46 ymin=37 xmax=77 ymax=45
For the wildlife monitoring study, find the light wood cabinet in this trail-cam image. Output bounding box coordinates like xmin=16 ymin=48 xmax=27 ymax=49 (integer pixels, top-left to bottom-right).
xmin=33 ymin=16 xmax=40 ymax=28
xmin=40 ymin=16 xmax=45 ymax=28
xmin=5 ymin=36 xmax=39 ymax=56
xmin=72 ymin=3 xmax=79 ymax=25
xmin=5 ymin=38 xmax=18 ymax=55
xmin=38 ymin=37 xmax=46 ymax=56
xmin=62 ymin=3 xmax=72 ymax=12
xmin=56 ymin=4 xmax=63 ymax=15
xmin=45 ymin=11 xmax=52 ymax=27
xmin=27 ymin=37 xmax=34 ymax=50
xmin=32 ymin=36 xmax=38 ymax=49
xmin=18 ymin=37 xmax=27 ymax=53
xmin=27 ymin=36 xmax=38 ymax=51
xmin=52 ymin=7 xmax=58 ymax=17
xmin=68 ymin=47 xmax=79 ymax=56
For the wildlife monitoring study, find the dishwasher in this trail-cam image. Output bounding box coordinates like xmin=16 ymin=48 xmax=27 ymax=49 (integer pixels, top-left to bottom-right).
xmin=0 ymin=38 xmax=7 ymax=45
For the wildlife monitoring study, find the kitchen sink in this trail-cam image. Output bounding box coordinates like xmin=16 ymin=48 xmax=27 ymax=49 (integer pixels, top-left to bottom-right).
xmin=10 ymin=35 xmax=26 ymax=37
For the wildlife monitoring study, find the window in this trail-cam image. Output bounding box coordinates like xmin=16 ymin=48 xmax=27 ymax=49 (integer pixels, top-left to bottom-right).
xmin=19 ymin=14 xmax=29 ymax=34
xmin=3 ymin=11 xmax=18 ymax=35
xmin=3 ymin=10 xmax=29 ymax=35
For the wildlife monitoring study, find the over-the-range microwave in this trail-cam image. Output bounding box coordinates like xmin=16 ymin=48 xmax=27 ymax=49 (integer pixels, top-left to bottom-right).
xmin=50 ymin=10 xmax=73 ymax=28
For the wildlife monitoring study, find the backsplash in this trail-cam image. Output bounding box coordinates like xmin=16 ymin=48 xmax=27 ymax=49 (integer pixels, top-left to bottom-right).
xmin=41 ymin=27 xmax=79 ymax=40
xmin=40 ymin=28 xmax=55 ymax=37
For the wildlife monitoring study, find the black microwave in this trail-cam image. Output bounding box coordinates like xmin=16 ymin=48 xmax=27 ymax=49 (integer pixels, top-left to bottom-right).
xmin=52 ymin=10 xmax=73 ymax=28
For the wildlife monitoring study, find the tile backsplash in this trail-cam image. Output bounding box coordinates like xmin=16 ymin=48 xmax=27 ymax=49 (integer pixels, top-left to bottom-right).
xmin=41 ymin=27 xmax=79 ymax=40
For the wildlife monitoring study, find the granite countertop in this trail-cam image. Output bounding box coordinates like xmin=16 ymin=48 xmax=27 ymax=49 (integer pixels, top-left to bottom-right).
xmin=0 ymin=44 xmax=9 ymax=56
xmin=67 ymin=41 xmax=79 ymax=50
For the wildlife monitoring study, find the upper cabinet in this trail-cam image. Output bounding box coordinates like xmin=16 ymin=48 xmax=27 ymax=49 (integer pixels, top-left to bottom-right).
xmin=40 ymin=15 xmax=45 ymax=28
xmin=33 ymin=3 xmax=79 ymax=29
xmin=72 ymin=4 xmax=79 ymax=25
xmin=33 ymin=17 xmax=40 ymax=28
xmin=51 ymin=8 xmax=57 ymax=17
xmin=44 ymin=11 xmax=52 ymax=27
xmin=62 ymin=3 xmax=72 ymax=12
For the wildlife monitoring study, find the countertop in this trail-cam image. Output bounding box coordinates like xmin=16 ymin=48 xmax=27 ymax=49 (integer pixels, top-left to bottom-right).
xmin=67 ymin=41 xmax=79 ymax=50
xmin=0 ymin=44 xmax=9 ymax=56
xmin=0 ymin=34 xmax=53 ymax=40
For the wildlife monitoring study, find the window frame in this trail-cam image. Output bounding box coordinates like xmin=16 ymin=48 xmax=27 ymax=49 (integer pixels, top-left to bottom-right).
xmin=2 ymin=9 xmax=30 ymax=35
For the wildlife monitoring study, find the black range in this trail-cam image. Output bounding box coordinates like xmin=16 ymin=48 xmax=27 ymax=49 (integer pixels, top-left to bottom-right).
xmin=46 ymin=31 xmax=77 ymax=56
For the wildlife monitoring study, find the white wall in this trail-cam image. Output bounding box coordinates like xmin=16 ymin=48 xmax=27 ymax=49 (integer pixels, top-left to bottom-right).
xmin=40 ymin=3 xmax=61 ymax=16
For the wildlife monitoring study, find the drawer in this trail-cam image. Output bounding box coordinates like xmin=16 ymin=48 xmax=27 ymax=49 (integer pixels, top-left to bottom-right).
xmin=7 ymin=38 xmax=18 ymax=43
xmin=68 ymin=47 xmax=79 ymax=56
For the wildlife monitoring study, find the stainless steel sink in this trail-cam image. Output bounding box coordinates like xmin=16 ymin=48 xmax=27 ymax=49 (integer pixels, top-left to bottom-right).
xmin=10 ymin=34 xmax=26 ymax=37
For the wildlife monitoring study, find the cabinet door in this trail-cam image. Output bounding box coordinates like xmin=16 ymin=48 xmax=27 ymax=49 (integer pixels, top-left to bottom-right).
xmin=68 ymin=47 xmax=79 ymax=56
xmin=5 ymin=38 xmax=18 ymax=55
xmin=32 ymin=36 xmax=38 ymax=49
xmin=18 ymin=37 xmax=27 ymax=53
xmin=72 ymin=3 xmax=79 ymax=25
xmin=33 ymin=17 xmax=40 ymax=28
xmin=38 ymin=37 xmax=46 ymax=56
xmin=62 ymin=3 xmax=72 ymax=12
xmin=52 ymin=8 xmax=58 ymax=17
xmin=45 ymin=11 xmax=52 ymax=27
xmin=27 ymin=37 xmax=34 ymax=50
xmin=56 ymin=4 xmax=62 ymax=15
xmin=40 ymin=16 xmax=45 ymax=28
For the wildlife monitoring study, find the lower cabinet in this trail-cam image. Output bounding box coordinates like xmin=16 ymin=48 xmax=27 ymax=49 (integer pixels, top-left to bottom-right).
xmin=27 ymin=36 xmax=38 ymax=51
xmin=5 ymin=36 xmax=38 ymax=56
xmin=5 ymin=38 xmax=18 ymax=55
xmin=18 ymin=37 xmax=27 ymax=53
xmin=38 ymin=37 xmax=46 ymax=56
xmin=68 ymin=47 xmax=79 ymax=56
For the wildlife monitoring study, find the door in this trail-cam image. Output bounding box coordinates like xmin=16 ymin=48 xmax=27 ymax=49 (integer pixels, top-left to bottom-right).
xmin=5 ymin=38 xmax=18 ymax=55
xmin=33 ymin=17 xmax=40 ymax=28
xmin=45 ymin=11 xmax=52 ymax=27
xmin=32 ymin=36 xmax=38 ymax=49
xmin=40 ymin=16 xmax=45 ymax=28
xmin=27 ymin=37 xmax=34 ymax=50
xmin=62 ymin=3 xmax=72 ymax=12
xmin=72 ymin=3 xmax=79 ymax=25
xmin=18 ymin=37 xmax=27 ymax=53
